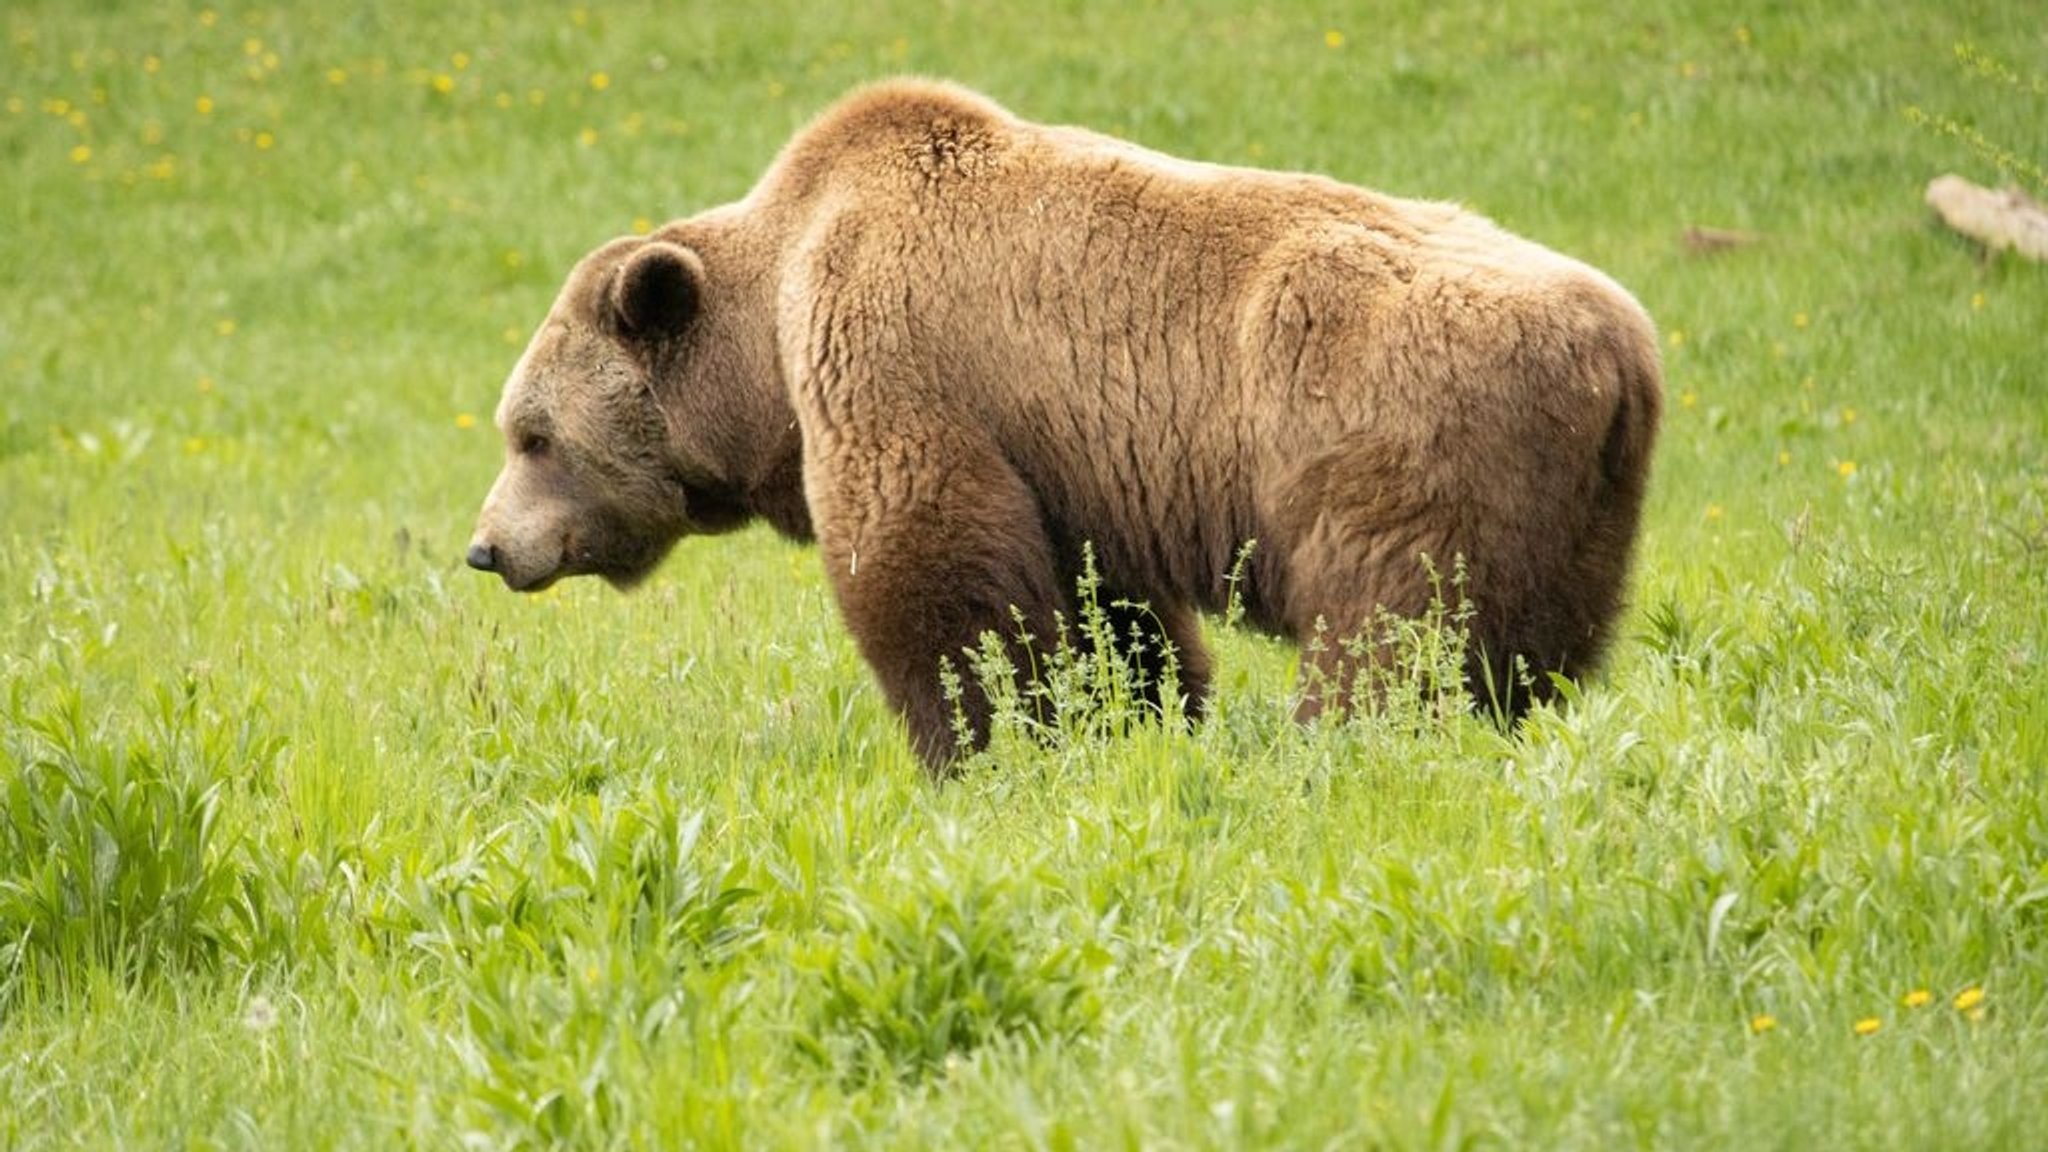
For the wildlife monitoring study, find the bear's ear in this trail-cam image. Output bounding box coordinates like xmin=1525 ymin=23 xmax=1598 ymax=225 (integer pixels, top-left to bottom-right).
xmin=609 ymin=241 xmax=704 ymax=338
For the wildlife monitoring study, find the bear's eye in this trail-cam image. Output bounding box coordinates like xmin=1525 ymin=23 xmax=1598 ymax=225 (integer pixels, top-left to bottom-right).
xmin=518 ymin=433 xmax=551 ymax=457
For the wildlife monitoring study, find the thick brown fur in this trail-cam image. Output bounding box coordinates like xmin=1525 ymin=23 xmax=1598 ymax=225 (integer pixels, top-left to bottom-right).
xmin=467 ymin=78 xmax=1663 ymax=774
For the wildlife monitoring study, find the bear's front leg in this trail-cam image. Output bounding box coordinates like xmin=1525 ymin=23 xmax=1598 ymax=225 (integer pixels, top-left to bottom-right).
xmin=812 ymin=442 xmax=1068 ymax=774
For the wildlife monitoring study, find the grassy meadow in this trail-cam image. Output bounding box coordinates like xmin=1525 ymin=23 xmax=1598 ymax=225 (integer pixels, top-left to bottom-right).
xmin=4 ymin=0 xmax=2046 ymax=1147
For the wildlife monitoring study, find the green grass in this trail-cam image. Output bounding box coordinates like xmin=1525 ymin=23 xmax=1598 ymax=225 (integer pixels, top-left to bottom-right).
xmin=4 ymin=0 xmax=2046 ymax=1147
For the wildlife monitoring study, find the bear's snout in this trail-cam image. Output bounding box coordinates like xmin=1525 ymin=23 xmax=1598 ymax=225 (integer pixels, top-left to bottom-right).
xmin=462 ymin=529 xmax=568 ymax=591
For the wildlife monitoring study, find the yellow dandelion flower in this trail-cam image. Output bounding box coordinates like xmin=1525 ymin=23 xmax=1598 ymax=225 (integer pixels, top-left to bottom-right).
xmin=199 ymin=8 xmax=218 ymax=27
xmin=68 ymin=144 xmax=91 ymax=164
xmin=502 ymin=326 xmax=523 ymax=345
xmin=1840 ymin=406 xmax=1857 ymax=424
xmin=1735 ymin=25 xmax=1752 ymax=47
xmin=6 ymin=97 xmax=23 ymax=115
xmin=67 ymin=108 xmax=88 ymax=129
xmin=243 ymin=37 xmax=262 ymax=57
xmin=45 ymin=97 xmax=71 ymax=116
xmin=503 ymin=249 xmax=524 ymax=268
xmin=495 ymin=91 xmax=513 ymax=109
xmin=1853 ymin=1017 xmax=1881 ymax=1037
xmin=327 ymin=67 xmax=347 ymax=85
xmin=1836 ymin=459 xmax=1857 ymax=480
xmin=527 ymin=88 xmax=546 ymax=106
xmin=1324 ymin=29 xmax=1345 ymax=49
xmin=455 ymin=412 xmax=477 ymax=429
xmin=578 ymin=126 xmax=599 ymax=146
xmin=145 ymin=154 xmax=176 ymax=180
xmin=1704 ymin=503 xmax=1724 ymax=522
xmin=1680 ymin=390 xmax=1698 ymax=409
xmin=1953 ymin=986 xmax=1985 ymax=1013
xmin=197 ymin=375 xmax=215 ymax=393
xmin=196 ymin=94 xmax=215 ymax=115
xmin=1793 ymin=311 xmax=1810 ymax=329
xmin=1666 ymin=328 xmax=1686 ymax=348
xmin=184 ymin=437 xmax=206 ymax=454
xmin=452 ymin=51 xmax=471 ymax=71
xmin=1776 ymin=450 xmax=1790 ymax=466
xmin=254 ymin=130 xmax=274 ymax=150
xmin=1902 ymin=989 xmax=1932 ymax=1009
xmin=1680 ymin=61 xmax=1698 ymax=79
xmin=143 ymin=54 xmax=161 ymax=74
xmin=1749 ymin=1014 xmax=1777 ymax=1035
xmin=216 ymin=318 xmax=237 ymax=337
xmin=1970 ymin=292 xmax=1985 ymax=311
xmin=432 ymin=73 xmax=455 ymax=94
xmin=570 ymin=7 xmax=589 ymax=25
xmin=589 ymin=71 xmax=611 ymax=91
xmin=632 ymin=216 xmax=652 ymax=234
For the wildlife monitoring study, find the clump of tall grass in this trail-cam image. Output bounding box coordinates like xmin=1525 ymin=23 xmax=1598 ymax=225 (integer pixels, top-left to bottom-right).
xmin=950 ymin=548 xmax=1499 ymax=775
xmin=386 ymin=790 xmax=757 ymax=1146
xmin=0 ymin=685 xmax=240 ymax=1011
xmin=795 ymin=850 xmax=1100 ymax=1083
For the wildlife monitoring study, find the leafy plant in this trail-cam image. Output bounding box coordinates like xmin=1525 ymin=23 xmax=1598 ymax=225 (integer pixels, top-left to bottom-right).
xmin=948 ymin=545 xmax=1194 ymax=765
xmin=0 ymin=687 xmax=240 ymax=1011
xmin=1298 ymin=554 xmax=1495 ymax=733
xmin=797 ymin=853 xmax=1099 ymax=1082
xmin=386 ymin=789 xmax=758 ymax=1146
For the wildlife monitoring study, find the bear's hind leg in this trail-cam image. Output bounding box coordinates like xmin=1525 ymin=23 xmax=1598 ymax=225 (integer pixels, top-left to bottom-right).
xmin=1281 ymin=521 xmax=1469 ymax=725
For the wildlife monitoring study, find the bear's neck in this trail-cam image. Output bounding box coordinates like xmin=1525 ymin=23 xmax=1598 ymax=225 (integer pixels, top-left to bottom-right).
xmin=747 ymin=430 xmax=813 ymax=542
xmin=672 ymin=207 xmax=814 ymax=543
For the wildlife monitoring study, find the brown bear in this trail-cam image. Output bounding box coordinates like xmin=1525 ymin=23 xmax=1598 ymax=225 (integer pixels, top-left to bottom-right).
xmin=466 ymin=78 xmax=1662 ymax=773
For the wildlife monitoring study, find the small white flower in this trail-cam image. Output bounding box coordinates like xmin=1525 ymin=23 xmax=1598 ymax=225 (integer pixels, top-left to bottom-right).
xmin=242 ymin=995 xmax=278 ymax=1033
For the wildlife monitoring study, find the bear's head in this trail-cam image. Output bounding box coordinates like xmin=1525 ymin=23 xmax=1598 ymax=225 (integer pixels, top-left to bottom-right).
xmin=466 ymin=233 xmax=778 ymax=592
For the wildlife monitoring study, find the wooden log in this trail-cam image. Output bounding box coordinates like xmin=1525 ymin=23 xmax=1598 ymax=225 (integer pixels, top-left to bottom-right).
xmin=1925 ymin=174 xmax=2048 ymax=262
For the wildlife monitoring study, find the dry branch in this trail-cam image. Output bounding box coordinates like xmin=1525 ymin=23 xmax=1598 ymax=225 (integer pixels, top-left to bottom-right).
xmin=1681 ymin=226 xmax=1764 ymax=255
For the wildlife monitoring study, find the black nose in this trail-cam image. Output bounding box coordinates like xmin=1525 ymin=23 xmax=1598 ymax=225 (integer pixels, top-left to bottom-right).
xmin=465 ymin=542 xmax=498 ymax=572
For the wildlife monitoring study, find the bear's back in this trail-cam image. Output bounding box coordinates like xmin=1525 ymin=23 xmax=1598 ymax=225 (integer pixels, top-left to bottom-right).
xmin=761 ymin=79 xmax=1628 ymax=366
